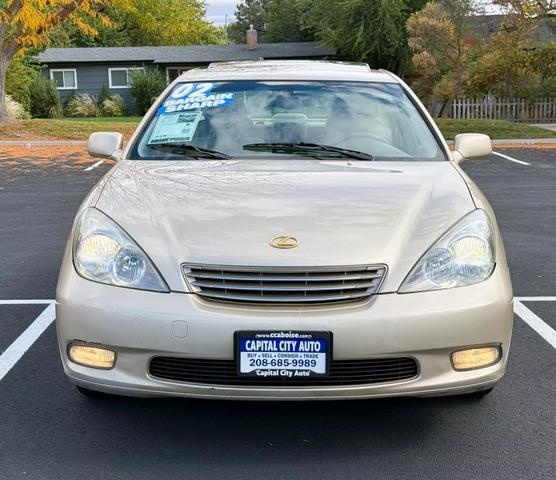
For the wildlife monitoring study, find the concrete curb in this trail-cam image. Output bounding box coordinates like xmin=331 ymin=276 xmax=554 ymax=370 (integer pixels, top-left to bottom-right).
xmin=491 ymin=138 xmax=556 ymax=145
xmin=446 ymin=138 xmax=556 ymax=145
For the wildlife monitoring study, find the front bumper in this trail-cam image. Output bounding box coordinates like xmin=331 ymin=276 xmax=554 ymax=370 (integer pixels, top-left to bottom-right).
xmin=56 ymin=263 xmax=513 ymax=400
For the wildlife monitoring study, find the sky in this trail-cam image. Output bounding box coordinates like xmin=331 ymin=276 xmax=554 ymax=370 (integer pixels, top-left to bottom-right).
xmin=205 ymin=0 xmax=238 ymax=26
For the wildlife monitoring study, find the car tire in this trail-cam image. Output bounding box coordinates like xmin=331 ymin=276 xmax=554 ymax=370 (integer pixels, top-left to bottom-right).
xmin=76 ymin=385 xmax=111 ymax=398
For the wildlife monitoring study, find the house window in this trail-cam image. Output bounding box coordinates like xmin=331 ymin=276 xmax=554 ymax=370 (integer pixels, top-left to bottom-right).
xmin=108 ymin=67 xmax=145 ymax=89
xmin=50 ymin=69 xmax=77 ymax=90
xmin=166 ymin=67 xmax=190 ymax=83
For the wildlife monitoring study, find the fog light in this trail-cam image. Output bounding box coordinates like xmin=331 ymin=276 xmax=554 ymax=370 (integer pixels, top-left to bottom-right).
xmin=68 ymin=344 xmax=116 ymax=369
xmin=452 ymin=346 xmax=501 ymax=371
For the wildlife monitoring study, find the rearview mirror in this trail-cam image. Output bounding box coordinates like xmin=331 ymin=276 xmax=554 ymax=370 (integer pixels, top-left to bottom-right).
xmin=88 ymin=132 xmax=124 ymax=160
xmin=453 ymin=133 xmax=492 ymax=163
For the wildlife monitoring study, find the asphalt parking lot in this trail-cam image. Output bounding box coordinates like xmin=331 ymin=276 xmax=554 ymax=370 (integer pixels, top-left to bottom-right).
xmin=0 ymin=147 xmax=555 ymax=479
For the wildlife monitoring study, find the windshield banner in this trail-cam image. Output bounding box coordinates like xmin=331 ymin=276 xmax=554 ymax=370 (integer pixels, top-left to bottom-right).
xmin=158 ymin=82 xmax=235 ymax=114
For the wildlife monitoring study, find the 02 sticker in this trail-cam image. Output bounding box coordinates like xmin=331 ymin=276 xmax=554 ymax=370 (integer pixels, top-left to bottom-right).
xmin=159 ymin=82 xmax=235 ymax=113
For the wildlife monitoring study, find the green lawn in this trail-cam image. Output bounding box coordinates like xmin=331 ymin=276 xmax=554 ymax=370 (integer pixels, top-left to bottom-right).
xmin=55 ymin=116 xmax=141 ymax=124
xmin=435 ymin=118 xmax=556 ymax=140
xmin=0 ymin=117 xmax=142 ymax=140
xmin=0 ymin=117 xmax=554 ymax=141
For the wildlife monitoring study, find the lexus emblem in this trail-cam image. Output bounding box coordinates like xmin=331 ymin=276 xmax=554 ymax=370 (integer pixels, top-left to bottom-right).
xmin=269 ymin=236 xmax=300 ymax=249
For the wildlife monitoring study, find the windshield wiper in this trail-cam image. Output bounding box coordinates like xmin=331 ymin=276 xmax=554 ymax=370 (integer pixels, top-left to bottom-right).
xmin=148 ymin=142 xmax=231 ymax=159
xmin=243 ymin=142 xmax=374 ymax=161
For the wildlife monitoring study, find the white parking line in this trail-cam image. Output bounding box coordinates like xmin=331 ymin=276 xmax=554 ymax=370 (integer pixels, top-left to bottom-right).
xmin=515 ymin=296 xmax=556 ymax=302
xmin=0 ymin=303 xmax=56 ymax=381
xmin=492 ymin=151 xmax=531 ymax=166
xmin=513 ymin=300 xmax=556 ymax=349
xmin=84 ymin=160 xmax=104 ymax=171
xmin=0 ymin=299 xmax=54 ymax=305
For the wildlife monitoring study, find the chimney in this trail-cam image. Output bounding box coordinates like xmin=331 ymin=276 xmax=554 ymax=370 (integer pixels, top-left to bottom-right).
xmin=246 ymin=24 xmax=258 ymax=50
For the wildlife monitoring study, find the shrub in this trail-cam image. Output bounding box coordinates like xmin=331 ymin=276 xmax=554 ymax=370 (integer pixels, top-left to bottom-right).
xmin=63 ymin=90 xmax=77 ymax=114
xmin=50 ymin=103 xmax=64 ymax=118
xmin=98 ymin=85 xmax=110 ymax=108
xmin=65 ymin=94 xmax=101 ymax=117
xmin=5 ymin=95 xmax=29 ymax=119
xmin=101 ymin=94 xmax=128 ymax=117
xmin=28 ymin=73 xmax=61 ymax=118
xmin=129 ymin=68 xmax=166 ymax=114
xmin=6 ymin=54 xmax=38 ymax=111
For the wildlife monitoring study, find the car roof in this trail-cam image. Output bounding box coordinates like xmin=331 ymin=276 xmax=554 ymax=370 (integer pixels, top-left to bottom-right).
xmin=176 ymin=60 xmax=398 ymax=83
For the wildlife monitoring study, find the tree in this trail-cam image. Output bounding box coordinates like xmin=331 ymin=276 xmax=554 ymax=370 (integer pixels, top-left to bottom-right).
xmin=493 ymin=1 xmax=555 ymax=18
xmin=406 ymin=0 xmax=555 ymax=101
xmin=47 ymin=9 xmax=130 ymax=47
xmin=265 ymin=0 xmax=315 ymax=42
xmin=0 ymin=0 xmax=113 ymax=120
xmin=406 ymin=1 xmax=475 ymax=98
xmin=407 ymin=0 xmax=429 ymax=10
xmin=5 ymin=51 xmax=37 ymax=110
xmin=129 ymin=68 xmax=166 ymax=114
xmin=299 ymin=0 xmax=410 ymax=72
xmin=97 ymin=0 xmax=223 ymax=46
xmin=227 ymin=0 xmax=270 ymax=43
xmin=468 ymin=1 xmax=556 ymax=98
xmin=48 ymin=1 xmax=223 ymax=47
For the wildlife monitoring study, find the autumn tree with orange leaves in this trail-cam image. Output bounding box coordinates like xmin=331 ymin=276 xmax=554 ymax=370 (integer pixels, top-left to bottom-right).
xmin=0 ymin=1 xmax=114 ymax=119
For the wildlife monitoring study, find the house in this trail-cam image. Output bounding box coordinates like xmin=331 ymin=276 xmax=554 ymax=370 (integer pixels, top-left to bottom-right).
xmin=37 ymin=34 xmax=335 ymax=111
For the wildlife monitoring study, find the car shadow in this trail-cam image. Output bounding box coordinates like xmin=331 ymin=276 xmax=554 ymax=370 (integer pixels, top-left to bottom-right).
xmin=80 ymin=392 xmax=484 ymax=461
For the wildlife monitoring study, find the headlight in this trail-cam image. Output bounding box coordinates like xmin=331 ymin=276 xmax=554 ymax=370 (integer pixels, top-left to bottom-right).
xmin=73 ymin=208 xmax=169 ymax=292
xmin=399 ymin=209 xmax=495 ymax=293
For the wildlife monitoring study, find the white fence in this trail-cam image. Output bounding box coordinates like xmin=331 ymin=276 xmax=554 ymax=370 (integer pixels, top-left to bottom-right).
xmin=451 ymin=98 xmax=556 ymax=123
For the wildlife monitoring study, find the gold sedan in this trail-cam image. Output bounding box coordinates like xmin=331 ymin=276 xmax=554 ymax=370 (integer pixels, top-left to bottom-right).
xmin=56 ymin=61 xmax=512 ymax=400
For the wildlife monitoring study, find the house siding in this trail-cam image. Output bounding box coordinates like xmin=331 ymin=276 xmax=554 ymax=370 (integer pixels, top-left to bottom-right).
xmin=43 ymin=62 xmax=157 ymax=113
xmin=38 ymin=43 xmax=336 ymax=115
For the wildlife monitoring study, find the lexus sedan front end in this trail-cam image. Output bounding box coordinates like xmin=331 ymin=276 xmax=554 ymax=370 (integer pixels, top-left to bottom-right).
xmin=56 ymin=61 xmax=513 ymax=400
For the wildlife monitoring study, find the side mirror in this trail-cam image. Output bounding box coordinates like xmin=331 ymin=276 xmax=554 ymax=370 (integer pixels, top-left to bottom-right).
xmin=453 ymin=133 xmax=492 ymax=163
xmin=88 ymin=132 xmax=124 ymax=160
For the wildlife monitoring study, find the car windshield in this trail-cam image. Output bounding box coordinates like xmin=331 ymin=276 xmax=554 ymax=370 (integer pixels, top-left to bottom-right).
xmin=131 ymin=81 xmax=446 ymax=161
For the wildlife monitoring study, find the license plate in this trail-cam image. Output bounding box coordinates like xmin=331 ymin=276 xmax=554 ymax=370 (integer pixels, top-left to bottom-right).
xmin=236 ymin=331 xmax=331 ymax=378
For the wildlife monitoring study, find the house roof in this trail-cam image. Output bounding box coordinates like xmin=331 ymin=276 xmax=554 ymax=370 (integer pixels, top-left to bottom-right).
xmin=37 ymin=43 xmax=336 ymax=65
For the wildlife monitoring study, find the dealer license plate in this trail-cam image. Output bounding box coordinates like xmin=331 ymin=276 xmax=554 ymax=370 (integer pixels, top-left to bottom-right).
xmin=236 ymin=331 xmax=331 ymax=378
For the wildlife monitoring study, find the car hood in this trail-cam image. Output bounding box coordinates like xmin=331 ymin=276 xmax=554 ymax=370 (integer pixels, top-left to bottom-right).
xmin=96 ymin=159 xmax=474 ymax=293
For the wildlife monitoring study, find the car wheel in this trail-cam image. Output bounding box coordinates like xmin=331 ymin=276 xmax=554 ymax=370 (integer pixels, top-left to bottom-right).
xmin=76 ymin=385 xmax=111 ymax=398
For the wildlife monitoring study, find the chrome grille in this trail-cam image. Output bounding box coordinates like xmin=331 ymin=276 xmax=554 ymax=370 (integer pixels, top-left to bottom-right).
xmin=182 ymin=264 xmax=386 ymax=304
